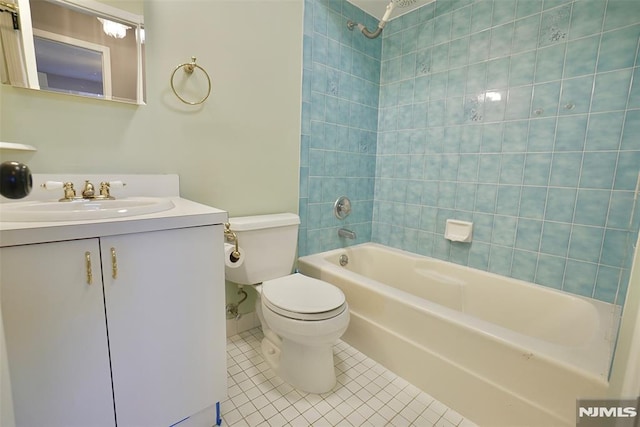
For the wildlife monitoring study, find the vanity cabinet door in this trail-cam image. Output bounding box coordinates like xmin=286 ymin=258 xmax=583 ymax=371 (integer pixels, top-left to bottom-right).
xmin=102 ymin=225 xmax=226 ymax=427
xmin=0 ymin=239 xmax=116 ymax=427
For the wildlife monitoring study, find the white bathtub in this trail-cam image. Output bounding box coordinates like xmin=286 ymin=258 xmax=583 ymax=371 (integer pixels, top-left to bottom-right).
xmin=298 ymin=243 xmax=619 ymax=426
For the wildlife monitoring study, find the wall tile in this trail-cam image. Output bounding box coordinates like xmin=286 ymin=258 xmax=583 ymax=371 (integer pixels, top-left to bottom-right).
xmin=555 ymin=114 xmax=588 ymax=151
xmin=603 ymin=0 xmax=640 ymax=31
xmin=585 ymin=112 xmax=624 ymax=151
xmin=622 ymin=109 xmax=640 ymax=149
xmin=569 ymin=0 xmax=605 ymax=40
xmin=516 ymin=218 xmax=543 ymax=251
xmin=569 ymin=224 xmax=604 ymax=263
xmin=628 ymin=67 xmax=640 ymax=108
xmin=500 ymin=153 xmax=526 ymax=184
xmin=451 ymin=5 xmax=472 ymax=39
xmin=535 ymin=254 xmax=566 ymax=289
xmin=471 ymin=1 xmax=494 ymax=33
xmin=579 ymin=151 xmax=617 ymax=189
xmin=489 ymin=23 xmax=515 ymax=59
xmin=528 ymin=117 xmax=557 ymax=151
xmin=594 ymin=266 xmax=623 ymax=303
xmin=546 ymin=187 xmax=576 ymax=223
xmin=492 ymin=0 xmax=517 ymax=26
xmin=517 ymin=0 xmax=543 ymax=19
xmin=509 ymin=52 xmax=537 ymax=87
xmin=513 ymin=15 xmax=541 ymax=54
xmin=433 ymin=13 xmax=453 ymax=44
xmin=538 ymin=3 xmax=571 ymax=48
xmin=468 ymin=29 xmax=491 ymax=63
xmin=607 ymin=191 xmax=636 ymax=229
xmin=492 ymin=215 xmax=518 ymax=246
xmin=523 ymin=152 xmax=552 ymax=186
xmin=601 ymin=228 xmax=630 ymax=267
xmin=563 ymin=259 xmax=597 ymax=297
xmin=512 ymin=249 xmax=538 ymax=281
xmin=564 ymin=35 xmax=599 ymax=78
xmin=558 ymin=75 xmax=593 ymax=115
xmin=495 ymin=184 xmax=519 ymax=214
xmin=540 ymin=221 xmax=572 ymax=256
xmin=488 ymin=245 xmax=514 ymax=275
xmin=468 ymin=240 xmax=491 ymax=269
xmin=591 ymin=68 xmax=633 ymax=112
xmin=519 ymin=186 xmax=548 ymax=219
xmin=574 ymin=189 xmax=610 ymax=226
xmin=597 ymin=24 xmax=640 ymax=73
xmin=502 ymin=120 xmax=529 ymax=151
xmin=614 ymin=150 xmax=640 ymax=190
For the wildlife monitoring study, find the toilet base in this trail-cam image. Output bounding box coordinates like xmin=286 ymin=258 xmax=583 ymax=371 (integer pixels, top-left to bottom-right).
xmin=272 ymin=338 xmax=337 ymax=394
xmin=256 ymin=294 xmax=348 ymax=394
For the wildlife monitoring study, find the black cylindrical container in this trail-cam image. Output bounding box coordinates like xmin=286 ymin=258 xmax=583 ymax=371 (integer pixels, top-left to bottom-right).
xmin=0 ymin=161 xmax=33 ymax=199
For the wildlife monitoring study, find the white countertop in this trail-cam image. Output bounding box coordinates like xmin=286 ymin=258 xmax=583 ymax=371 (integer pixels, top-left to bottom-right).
xmin=0 ymin=174 xmax=228 ymax=246
xmin=0 ymin=197 xmax=228 ymax=247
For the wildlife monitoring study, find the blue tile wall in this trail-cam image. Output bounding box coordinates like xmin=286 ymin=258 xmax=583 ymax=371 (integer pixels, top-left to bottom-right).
xmin=373 ymin=0 xmax=640 ymax=304
xmin=300 ymin=0 xmax=640 ymax=305
xmin=299 ymin=0 xmax=381 ymax=256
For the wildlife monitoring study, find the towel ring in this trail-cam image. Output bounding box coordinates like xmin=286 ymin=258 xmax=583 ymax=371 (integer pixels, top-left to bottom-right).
xmin=170 ymin=56 xmax=212 ymax=105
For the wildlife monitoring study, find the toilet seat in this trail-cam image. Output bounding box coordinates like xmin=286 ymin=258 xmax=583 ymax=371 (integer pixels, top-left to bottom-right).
xmin=262 ymin=273 xmax=347 ymax=321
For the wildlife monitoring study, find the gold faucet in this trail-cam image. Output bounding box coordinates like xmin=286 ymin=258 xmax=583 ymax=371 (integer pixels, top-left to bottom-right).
xmin=43 ymin=180 xmax=124 ymax=201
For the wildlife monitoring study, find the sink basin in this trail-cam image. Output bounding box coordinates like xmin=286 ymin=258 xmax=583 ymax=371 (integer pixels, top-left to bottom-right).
xmin=0 ymin=197 xmax=175 ymax=222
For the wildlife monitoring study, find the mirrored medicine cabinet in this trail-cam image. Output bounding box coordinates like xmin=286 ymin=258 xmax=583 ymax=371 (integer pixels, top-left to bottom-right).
xmin=0 ymin=0 xmax=145 ymax=104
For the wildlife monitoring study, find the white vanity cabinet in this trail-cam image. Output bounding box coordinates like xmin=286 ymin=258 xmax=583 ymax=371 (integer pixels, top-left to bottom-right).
xmin=1 ymin=238 xmax=115 ymax=427
xmin=103 ymin=225 xmax=224 ymax=426
xmin=0 ymin=223 xmax=226 ymax=427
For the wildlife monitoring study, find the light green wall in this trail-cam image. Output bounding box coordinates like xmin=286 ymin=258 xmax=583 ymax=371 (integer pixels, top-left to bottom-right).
xmin=0 ymin=0 xmax=303 ymax=218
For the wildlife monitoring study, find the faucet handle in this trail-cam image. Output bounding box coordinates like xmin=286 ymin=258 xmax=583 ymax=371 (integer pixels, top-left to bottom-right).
xmin=40 ymin=181 xmax=76 ymax=201
xmin=98 ymin=181 xmax=126 ymax=199
xmin=41 ymin=181 xmax=64 ymax=190
xmin=108 ymin=181 xmax=126 ymax=188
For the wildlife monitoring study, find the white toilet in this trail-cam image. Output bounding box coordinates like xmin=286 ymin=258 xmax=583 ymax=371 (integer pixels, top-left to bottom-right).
xmin=224 ymin=213 xmax=349 ymax=394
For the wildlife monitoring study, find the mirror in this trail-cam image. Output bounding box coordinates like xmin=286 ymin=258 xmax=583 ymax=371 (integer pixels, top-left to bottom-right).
xmin=0 ymin=0 xmax=145 ymax=104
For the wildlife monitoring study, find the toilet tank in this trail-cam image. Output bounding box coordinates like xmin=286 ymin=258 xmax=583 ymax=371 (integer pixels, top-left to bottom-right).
xmin=225 ymin=213 xmax=300 ymax=285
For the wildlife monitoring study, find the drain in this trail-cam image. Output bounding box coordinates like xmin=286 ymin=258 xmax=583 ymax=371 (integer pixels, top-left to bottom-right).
xmin=339 ymin=254 xmax=348 ymax=266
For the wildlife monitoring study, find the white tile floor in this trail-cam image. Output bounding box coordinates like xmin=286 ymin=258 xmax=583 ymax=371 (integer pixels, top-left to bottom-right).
xmin=222 ymin=328 xmax=478 ymax=427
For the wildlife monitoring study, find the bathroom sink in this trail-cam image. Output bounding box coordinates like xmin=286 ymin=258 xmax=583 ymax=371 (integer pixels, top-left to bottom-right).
xmin=0 ymin=197 xmax=175 ymax=222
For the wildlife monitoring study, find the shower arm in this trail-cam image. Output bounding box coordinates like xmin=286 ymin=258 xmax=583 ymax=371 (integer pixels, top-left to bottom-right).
xmin=347 ymin=21 xmax=383 ymax=39
xmin=347 ymin=0 xmax=395 ymax=39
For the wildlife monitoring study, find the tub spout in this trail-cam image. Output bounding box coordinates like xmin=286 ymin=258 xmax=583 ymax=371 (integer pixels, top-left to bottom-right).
xmin=338 ymin=228 xmax=356 ymax=239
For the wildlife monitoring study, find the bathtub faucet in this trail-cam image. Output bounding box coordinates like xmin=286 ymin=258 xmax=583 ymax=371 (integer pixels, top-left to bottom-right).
xmin=338 ymin=228 xmax=356 ymax=239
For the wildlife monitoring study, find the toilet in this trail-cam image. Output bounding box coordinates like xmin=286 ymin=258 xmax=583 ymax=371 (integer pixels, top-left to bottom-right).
xmin=224 ymin=213 xmax=349 ymax=394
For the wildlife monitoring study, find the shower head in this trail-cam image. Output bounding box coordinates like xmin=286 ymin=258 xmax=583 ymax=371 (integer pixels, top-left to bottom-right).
xmin=392 ymin=0 xmax=417 ymax=8
xmin=381 ymin=0 xmax=418 ymax=23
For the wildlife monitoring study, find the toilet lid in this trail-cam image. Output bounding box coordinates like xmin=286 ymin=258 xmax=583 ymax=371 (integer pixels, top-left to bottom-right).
xmin=262 ymin=273 xmax=346 ymax=321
